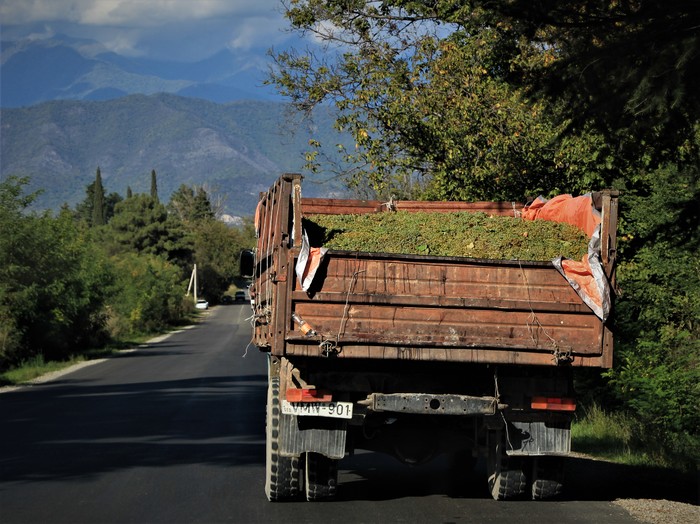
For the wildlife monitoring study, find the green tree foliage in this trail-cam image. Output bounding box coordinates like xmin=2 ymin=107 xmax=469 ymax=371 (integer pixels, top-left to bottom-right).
xmin=168 ymin=184 xmax=215 ymax=224
xmin=106 ymin=194 xmax=192 ymax=265
xmin=150 ymin=169 xmax=159 ymax=202
xmin=106 ymin=253 xmax=188 ymax=337
xmin=609 ymin=164 xmax=700 ymax=462
xmin=0 ymin=177 xmax=112 ymax=369
xmin=191 ymin=220 xmax=251 ymax=301
xmin=93 ymin=167 xmax=106 ymax=226
xmin=471 ymin=0 xmax=700 ymax=164
xmin=1 ymin=173 xmax=255 ymax=370
xmin=270 ymin=0 xmax=619 ymax=200
xmin=75 ymin=174 xmax=122 ymax=226
xmin=169 ymin=183 xmax=255 ymax=301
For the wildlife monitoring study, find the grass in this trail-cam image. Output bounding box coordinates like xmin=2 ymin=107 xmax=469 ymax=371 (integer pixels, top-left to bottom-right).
xmin=1 ymin=306 xmax=211 ymax=388
xmin=0 ymin=335 xmax=155 ymax=387
xmin=571 ymin=403 xmax=685 ymax=470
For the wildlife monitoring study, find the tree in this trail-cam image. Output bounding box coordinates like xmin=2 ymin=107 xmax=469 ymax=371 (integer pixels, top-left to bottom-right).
xmin=610 ymin=163 xmax=700 ymax=462
xmin=0 ymin=177 xmax=112 ymax=368
xmin=190 ymin=220 xmax=254 ymax=302
xmin=270 ymin=0 xmax=613 ymax=200
xmin=92 ymin=167 xmax=105 ymax=226
xmin=167 ymin=184 xmax=254 ymax=301
xmin=168 ymin=184 xmax=215 ymax=224
xmin=75 ymin=171 xmax=122 ymax=226
xmin=467 ymin=0 xmax=700 ymax=164
xmin=150 ymin=169 xmax=159 ymax=202
xmin=106 ymin=252 xmax=188 ymax=336
xmin=105 ymin=194 xmax=192 ymax=266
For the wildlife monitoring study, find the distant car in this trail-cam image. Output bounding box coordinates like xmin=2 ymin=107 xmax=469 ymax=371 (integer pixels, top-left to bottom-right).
xmin=195 ymin=299 xmax=209 ymax=310
xmin=221 ymin=295 xmax=233 ymax=305
xmin=234 ymin=291 xmax=246 ymax=302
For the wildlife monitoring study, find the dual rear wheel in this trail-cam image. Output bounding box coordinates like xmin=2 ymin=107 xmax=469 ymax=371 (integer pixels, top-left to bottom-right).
xmin=487 ymin=432 xmax=565 ymax=500
xmin=264 ymin=374 xmax=338 ymax=502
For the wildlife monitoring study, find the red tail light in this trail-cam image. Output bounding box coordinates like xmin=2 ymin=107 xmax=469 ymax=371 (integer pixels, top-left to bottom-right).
xmin=531 ymin=396 xmax=576 ymax=412
xmin=286 ymin=388 xmax=332 ymax=403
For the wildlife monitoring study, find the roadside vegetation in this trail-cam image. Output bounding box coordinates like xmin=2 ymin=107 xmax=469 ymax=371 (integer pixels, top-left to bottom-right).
xmin=0 ymin=170 xmax=255 ymax=387
xmin=571 ymin=403 xmax=688 ymax=470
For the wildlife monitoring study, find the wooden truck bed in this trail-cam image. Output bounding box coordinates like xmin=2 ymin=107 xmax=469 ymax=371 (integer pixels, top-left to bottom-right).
xmin=251 ymin=174 xmax=617 ymax=368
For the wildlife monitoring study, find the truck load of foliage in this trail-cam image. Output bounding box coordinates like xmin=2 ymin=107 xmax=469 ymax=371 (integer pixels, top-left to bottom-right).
xmin=304 ymin=211 xmax=589 ymax=261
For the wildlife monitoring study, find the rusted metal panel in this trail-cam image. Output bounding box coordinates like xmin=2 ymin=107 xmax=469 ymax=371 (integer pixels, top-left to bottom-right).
xmin=298 ymin=254 xmax=584 ymax=306
xmin=301 ymin=198 xmax=523 ymax=217
xmin=283 ymin=342 xmax=607 ymax=367
xmin=292 ymin=302 xmax=600 ymax=350
xmin=284 ymin=251 xmax=604 ymax=364
xmin=251 ymin=174 xmax=300 ymax=353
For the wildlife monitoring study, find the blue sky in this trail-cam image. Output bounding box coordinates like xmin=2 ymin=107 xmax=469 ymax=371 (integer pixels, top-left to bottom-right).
xmin=0 ymin=0 xmax=302 ymax=61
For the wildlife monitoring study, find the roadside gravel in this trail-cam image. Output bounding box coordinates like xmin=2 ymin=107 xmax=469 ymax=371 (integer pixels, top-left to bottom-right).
xmin=613 ymin=498 xmax=699 ymax=524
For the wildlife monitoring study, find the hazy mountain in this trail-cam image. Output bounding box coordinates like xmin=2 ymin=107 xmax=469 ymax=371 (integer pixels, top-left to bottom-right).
xmin=0 ymin=94 xmax=349 ymax=216
xmin=0 ymin=35 xmax=279 ymax=108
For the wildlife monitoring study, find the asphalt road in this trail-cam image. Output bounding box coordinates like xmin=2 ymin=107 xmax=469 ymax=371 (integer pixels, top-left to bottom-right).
xmin=0 ymin=304 xmax=693 ymax=523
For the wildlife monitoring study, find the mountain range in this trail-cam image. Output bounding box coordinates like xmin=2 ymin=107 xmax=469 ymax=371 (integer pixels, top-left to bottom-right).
xmin=0 ymin=94 xmax=349 ymax=217
xmin=0 ymin=36 xmax=350 ymax=217
xmin=0 ymin=34 xmax=280 ymax=107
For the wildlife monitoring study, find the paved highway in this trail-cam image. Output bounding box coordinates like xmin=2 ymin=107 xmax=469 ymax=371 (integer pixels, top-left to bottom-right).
xmin=0 ymin=304 xmax=679 ymax=523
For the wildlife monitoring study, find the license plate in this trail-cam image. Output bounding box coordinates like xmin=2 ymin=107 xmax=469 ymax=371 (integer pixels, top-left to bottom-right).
xmin=282 ymin=400 xmax=353 ymax=419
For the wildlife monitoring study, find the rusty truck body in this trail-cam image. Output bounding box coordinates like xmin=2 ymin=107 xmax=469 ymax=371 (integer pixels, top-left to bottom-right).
xmin=244 ymin=173 xmax=618 ymax=501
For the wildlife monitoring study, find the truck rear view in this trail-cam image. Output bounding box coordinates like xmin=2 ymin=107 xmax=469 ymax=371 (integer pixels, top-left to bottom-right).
xmin=244 ymin=173 xmax=618 ymax=501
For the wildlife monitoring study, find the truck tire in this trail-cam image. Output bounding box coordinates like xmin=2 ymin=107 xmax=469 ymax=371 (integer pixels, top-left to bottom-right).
xmin=265 ymin=374 xmax=301 ymax=501
xmin=304 ymin=452 xmax=338 ymax=501
xmin=487 ymin=435 xmax=527 ymax=500
xmin=531 ymin=456 xmax=565 ymax=500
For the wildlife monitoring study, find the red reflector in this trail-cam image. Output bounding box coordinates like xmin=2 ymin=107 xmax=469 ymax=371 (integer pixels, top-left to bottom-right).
xmin=531 ymin=396 xmax=576 ymax=412
xmin=286 ymin=388 xmax=333 ymax=403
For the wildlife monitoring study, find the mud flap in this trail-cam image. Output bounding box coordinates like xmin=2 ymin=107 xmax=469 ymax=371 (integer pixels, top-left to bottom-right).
xmin=505 ymin=419 xmax=571 ymax=456
xmin=279 ymin=413 xmax=347 ymax=460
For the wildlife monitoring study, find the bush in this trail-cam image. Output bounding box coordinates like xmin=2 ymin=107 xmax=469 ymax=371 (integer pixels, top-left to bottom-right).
xmin=107 ymin=253 xmax=189 ymax=336
xmin=1 ymin=178 xmax=112 ymax=369
xmin=607 ymin=164 xmax=700 ymax=465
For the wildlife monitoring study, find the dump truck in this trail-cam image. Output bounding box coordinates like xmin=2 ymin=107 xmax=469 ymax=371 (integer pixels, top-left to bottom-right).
xmin=242 ymin=173 xmax=619 ymax=501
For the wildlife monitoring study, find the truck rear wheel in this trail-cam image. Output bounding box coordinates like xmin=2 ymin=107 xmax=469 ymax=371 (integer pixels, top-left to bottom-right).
xmin=531 ymin=456 xmax=565 ymax=500
xmin=265 ymin=374 xmax=301 ymax=501
xmin=487 ymin=433 xmax=527 ymax=500
xmin=304 ymin=452 xmax=338 ymax=501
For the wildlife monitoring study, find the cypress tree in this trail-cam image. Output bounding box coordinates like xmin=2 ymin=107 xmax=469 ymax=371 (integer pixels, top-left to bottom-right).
xmin=126 ymin=186 xmax=133 ymax=199
xmin=150 ymin=169 xmax=159 ymax=202
xmin=92 ymin=167 xmax=105 ymax=226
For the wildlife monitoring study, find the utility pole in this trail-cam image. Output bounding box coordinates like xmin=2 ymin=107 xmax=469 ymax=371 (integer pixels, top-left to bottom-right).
xmin=186 ymin=264 xmax=198 ymax=303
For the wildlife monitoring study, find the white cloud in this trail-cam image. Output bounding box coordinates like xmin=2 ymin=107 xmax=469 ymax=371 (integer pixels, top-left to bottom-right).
xmin=0 ymin=0 xmax=295 ymax=60
xmin=0 ymin=0 xmax=279 ymax=26
xmin=24 ymin=25 xmax=57 ymax=41
xmin=227 ymin=16 xmax=288 ymax=50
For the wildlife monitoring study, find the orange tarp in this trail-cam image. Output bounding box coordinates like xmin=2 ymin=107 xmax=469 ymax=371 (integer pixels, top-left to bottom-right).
xmin=523 ymin=194 xmax=609 ymax=321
